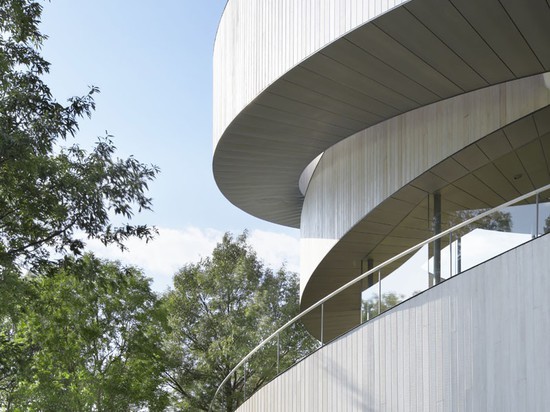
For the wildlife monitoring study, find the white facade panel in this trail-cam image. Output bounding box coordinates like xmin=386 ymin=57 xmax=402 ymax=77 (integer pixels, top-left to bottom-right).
xmin=237 ymin=235 xmax=550 ymax=411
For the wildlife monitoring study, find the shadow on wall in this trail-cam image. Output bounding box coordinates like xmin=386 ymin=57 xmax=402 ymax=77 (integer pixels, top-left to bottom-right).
xmin=325 ymin=355 xmax=375 ymax=412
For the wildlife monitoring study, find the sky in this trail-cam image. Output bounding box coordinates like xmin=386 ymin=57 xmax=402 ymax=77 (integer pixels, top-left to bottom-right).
xmin=39 ymin=1 xmax=300 ymax=292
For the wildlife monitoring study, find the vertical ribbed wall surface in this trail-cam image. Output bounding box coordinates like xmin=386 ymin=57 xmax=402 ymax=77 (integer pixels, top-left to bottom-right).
xmin=213 ymin=0 xmax=408 ymax=143
xmin=238 ymin=235 xmax=550 ymax=411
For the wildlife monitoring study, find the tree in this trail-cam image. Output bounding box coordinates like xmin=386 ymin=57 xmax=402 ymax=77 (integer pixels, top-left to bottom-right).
xmin=0 ymin=0 xmax=159 ymax=271
xmin=163 ymin=232 xmax=316 ymax=412
xmin=1 ymin=254 xmax=170 ymax=411
xmin=0 ymin=265 xmax=33 ymax=407
xmin=1 ymin=3 xmax=161 ymax=406
xmin=362 ymin=292 xmax=405 ymax=321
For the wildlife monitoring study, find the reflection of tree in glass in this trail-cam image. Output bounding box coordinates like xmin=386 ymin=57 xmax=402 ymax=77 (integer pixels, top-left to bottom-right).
xmin=544 ymin=215 xmax=550 ymax=234
xmin=447 ymin=210 xmax=512 ymax=236
xmin=361 ymin=292 xmax=405 ymax=320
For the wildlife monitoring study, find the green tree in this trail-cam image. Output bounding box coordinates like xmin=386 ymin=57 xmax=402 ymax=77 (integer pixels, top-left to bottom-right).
xmin=163 ymin=232 xmax=316 ymax=412
xmin=0 ymin=0 xmax=159 ymax=270
xmin=0 ymin=265 xmax=33 ymax=407
xmin=2 ymin=254 xmax=170 ymax=411
xmin=1 ymin=3 xmax=160 ymax=407
xmin=362 ymin=292 xmax=405 ymax=321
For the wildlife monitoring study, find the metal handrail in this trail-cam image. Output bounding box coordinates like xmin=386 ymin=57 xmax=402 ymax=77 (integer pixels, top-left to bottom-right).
xmin=209 ymin=182 xmax=550 ymax=411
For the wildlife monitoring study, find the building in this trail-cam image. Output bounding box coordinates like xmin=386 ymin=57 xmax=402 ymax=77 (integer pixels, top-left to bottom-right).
xmin=213 ymin=1 xmax=550 ymax=410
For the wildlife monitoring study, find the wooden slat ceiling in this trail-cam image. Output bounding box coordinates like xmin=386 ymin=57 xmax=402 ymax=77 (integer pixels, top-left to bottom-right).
xmin=213 ymin=0 xmax=550 ymax=228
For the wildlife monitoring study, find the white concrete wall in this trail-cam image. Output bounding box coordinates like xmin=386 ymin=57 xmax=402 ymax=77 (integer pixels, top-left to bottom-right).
xmin=238 ymin=234 xmax=550 ymax=412
xmin=213 ymin=0 xmax=409 ymax=147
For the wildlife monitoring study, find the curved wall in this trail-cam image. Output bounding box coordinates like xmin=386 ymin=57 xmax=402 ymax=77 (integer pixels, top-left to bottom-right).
xmin=213 ymin=0 xmax=409 ymax=144
xmin=300 ymin=73 xmax=550 ymax=297
xmin=238 ymin=234 xmax=550 ymax=411
xmin=213 ymin=0 xmax=550 ymax=229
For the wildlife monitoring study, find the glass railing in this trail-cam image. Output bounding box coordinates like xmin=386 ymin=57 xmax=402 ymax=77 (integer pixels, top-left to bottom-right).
xmin=209 ymin=183 xmax=550 ymax=411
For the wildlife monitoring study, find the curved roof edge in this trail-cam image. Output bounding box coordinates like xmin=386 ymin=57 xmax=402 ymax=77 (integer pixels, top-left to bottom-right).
xmin=213 ymin=0 xmax=550 ymax=227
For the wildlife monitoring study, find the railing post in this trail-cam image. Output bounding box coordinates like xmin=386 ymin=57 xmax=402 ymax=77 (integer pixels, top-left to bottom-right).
xmin=368 ymin=258 xmax=374 ymax=321
xmin=243 ymin=362 xmax=247 ymax=402
xmin=320 ymin=303 xmax=324 ymax=346
xmin=457 ymin=237 xmax=462 ymax=273
xmin=378 ymin=270 xmax=382 ymax=315
xmin=536 ymin=192 xmax=540 ymax=237
xmin=360 ymin=260 xmax=364 ymax=325
xmin=449 ymin=232 xmax=453 ymax=277
xmin=433 ymin=192 xmax=442 ymax=284
xmin=276 ymin=332 xmax=280 ymax=375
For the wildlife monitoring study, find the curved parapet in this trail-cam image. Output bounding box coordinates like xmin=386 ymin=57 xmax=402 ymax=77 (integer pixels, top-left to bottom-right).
xmin=213 ymin=0 xmax=550 ymax=337
xmin=237 ymin=235 xmax=550 ymax=411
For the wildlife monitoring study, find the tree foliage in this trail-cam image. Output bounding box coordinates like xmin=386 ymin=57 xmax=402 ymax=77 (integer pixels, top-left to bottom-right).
xmin=1 ymin=3 xmax=163 ymax=406
xmin=0 ymin=0 xmax=159 ymax=271
xmin=163 ymin=232 xmax=316 ymax=412
xmin=1 ymin=255 xmax=170 ymax=411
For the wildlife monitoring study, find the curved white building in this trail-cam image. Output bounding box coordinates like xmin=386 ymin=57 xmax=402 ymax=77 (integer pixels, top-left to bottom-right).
xmin=213 ymin=0 xmax=550 ymax=410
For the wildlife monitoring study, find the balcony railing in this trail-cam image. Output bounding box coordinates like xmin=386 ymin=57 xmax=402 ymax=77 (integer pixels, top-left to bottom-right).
xmin=210 ymin=183 xmax=550 ymax=411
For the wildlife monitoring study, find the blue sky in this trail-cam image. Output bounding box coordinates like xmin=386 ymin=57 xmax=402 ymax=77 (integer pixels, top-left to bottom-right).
xmin=39 ymin=1 xmax=300 ymax=291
